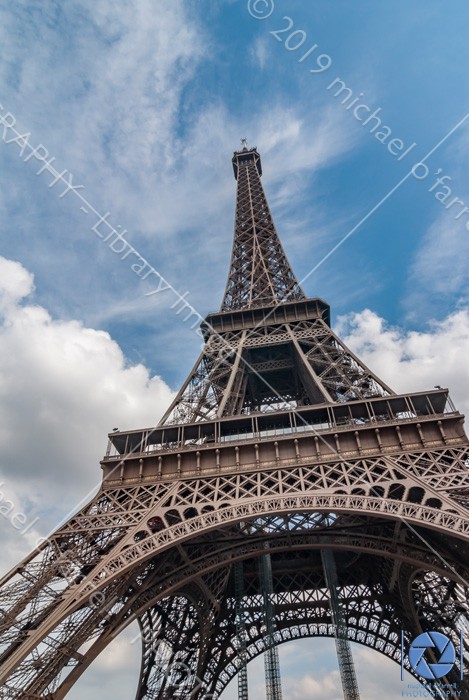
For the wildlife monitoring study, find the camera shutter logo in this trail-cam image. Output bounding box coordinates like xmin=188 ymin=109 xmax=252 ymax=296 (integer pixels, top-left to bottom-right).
xmin=408 ymin=631 xmax=456 ymax=680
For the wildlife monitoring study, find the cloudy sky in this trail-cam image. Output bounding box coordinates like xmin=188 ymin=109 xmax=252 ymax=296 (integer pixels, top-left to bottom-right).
xmin=0 ymin=0 xmax=468 ymax=698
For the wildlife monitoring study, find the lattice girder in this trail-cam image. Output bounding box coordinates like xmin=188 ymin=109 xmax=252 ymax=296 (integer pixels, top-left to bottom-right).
xmin=1 ymin=447 xmax=468 ymax=670
xmin=160 ymin=314 xmax=393 ymax=425
xmin=0 ymin=452 xmax=463 ymax=696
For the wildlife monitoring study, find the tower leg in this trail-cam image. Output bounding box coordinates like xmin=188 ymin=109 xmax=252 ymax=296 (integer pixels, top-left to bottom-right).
xmin=321 ymin=550 xmax=360 ymax=700
xmin=234 ymin=561 xmax=249 ymax=700
xmin=136 ymin=595 xmax=201 ymax=699
xmin=259 ymin=550 xmax=283 ymax=700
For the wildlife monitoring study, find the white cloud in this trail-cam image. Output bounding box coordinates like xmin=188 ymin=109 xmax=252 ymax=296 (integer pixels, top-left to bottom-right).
xmin=67 ymin=624 xmax=141 ymax=700
xmin=221 ymin=639 xmax=413 ymax=699
xmin=285 ymin=670 xmax=342 ymax=700
xmin=0 ymin=257 xmax=35 ymax=311
xmin=336 ymin=307 xmax=469 ymax=415
xmin=0 ymin=479 xmax=44 ymax=574
xmin=0 ymin=256 xmax=174 ymax=547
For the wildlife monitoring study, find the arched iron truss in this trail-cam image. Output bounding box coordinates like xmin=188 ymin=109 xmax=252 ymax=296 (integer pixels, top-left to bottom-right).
xmin=0 ymin=504 xmax=467 ymax=697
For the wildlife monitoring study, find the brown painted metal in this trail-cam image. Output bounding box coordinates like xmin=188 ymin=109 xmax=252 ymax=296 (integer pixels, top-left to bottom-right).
xmin=0 ymin=146 xmax=467 ymax=699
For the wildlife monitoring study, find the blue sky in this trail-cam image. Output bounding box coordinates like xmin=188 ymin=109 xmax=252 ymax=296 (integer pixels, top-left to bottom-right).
xmin=0 ymin=1 xmax=468 ymax=698
xmin=1 ymin=0 xmax=467 ymax=386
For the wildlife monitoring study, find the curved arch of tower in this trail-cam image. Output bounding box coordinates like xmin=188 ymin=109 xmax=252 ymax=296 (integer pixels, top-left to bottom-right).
xmin=0 ymin=144 xmax=467 ymax=699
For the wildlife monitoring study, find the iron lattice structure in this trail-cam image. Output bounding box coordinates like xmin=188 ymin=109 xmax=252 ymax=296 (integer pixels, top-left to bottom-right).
xmin=0 ymin=145 xmax=468 ymax=699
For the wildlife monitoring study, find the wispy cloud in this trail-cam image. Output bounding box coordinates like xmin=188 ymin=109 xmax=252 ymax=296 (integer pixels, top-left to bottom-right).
xmin=250 ymin=35 xmax=270 ymax=70
xmin=0 ymin=0 xmax=360 ymax=363
xmin=404 ymin=214 xmax=469 ymax=320
xmin=403 ymin=128 xmax=469 ymax=320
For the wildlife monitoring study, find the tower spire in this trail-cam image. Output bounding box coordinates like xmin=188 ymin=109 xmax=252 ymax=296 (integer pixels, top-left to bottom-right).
xmin=221 ymin=145 xmax=305 ymax=311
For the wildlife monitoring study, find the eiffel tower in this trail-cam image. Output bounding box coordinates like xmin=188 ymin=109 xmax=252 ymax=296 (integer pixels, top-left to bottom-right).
xmin=0 ymin=142 xmax=468 ymax=699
